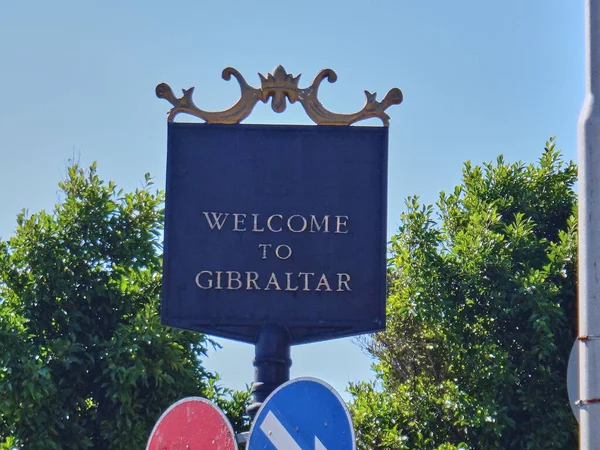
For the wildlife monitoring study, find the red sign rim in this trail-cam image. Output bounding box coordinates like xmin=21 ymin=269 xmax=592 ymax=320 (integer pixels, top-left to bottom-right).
xmin=146 ymin=397 xmax=237 ymax=450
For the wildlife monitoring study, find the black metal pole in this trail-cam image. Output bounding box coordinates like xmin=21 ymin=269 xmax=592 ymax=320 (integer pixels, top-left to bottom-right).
xmin=246 ymin=324 xmax=292 ymax=419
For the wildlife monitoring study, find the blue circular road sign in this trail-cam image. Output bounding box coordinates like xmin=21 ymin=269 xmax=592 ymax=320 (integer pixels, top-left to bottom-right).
xmin=248 ymin=377 xmax=356 ymax=450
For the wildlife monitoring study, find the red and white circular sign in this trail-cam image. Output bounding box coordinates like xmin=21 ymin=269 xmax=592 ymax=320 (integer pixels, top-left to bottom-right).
xmin=146 ymin=397 xmax=237 ymax=450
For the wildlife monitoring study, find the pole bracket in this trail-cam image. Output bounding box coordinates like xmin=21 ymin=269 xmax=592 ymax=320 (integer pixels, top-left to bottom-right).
xmin=578 ymin=334 xmax=600 ymax=341
xmin=576 ymin=398 xmax=600 ymax=406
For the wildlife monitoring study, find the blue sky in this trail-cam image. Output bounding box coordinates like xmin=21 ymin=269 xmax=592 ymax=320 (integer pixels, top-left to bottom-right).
xmin=0 ymin=1 xmax=584 ymax=400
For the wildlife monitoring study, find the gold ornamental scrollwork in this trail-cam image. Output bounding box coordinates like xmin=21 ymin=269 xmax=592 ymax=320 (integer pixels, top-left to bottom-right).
xmin=156 ymin=65 xmax=403 ymax=126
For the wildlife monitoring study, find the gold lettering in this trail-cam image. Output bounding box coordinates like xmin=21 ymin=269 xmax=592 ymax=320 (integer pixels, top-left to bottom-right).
xmin=226 ymin=271 xmax=242 ymax=289
xmin=337 ymin=273 xmax=351 ymax=291
xmin=298 ymin=272 xmax=314 ymax=291
xmin=309 ymin=215 xmax=330 ymax=233
xmin=252 ymin=214 xmax=265 ymax=232
xmin=195 ymin=271 xmax=212 ymax=289
xmin=264 ymin=273 xmax=282 ymax=291
xmin=287 ymin=215 xmax=307 ymax=233
xmin=246 ymin=272 xmax=260 ymax=290
xmin=196 ymin=270 xmax=347 ymax=292
xmin=233 ymin=214 xmax=247 ymax=231
xmin=267 ymin=214 xmax=283 ymax=232
xmin=258 ymin=243 xmax=272 ymax=259
xmin=275 ymin=244 xmax=292 ymax=260
xmin=215 ymin=271 xmax=223 ymax=289
xmin=285 ymin=273 xmax=299 ymax=291
xmin=315 ymin=273 xmax=333 ymax=291
xmin=202 ymin=212 xmax=229 ymax=230
xmin=335 ymin=215 xmax=349 ymax=234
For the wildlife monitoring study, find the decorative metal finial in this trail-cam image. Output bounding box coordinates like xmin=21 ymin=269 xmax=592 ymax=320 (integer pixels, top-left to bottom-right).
xmin=156 ymin=66 xmax=403 ymax=126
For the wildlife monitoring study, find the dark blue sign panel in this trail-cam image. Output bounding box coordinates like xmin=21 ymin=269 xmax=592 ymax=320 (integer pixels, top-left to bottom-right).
xmin=247 ymin=377 xmax=356 ymax=450
xmin=162 ymin=123 xmax=387 ymax=344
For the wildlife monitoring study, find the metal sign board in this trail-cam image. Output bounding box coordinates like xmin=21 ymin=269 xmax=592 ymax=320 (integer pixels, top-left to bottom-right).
xmin=247 ymin=377 xmax=356 ymax=450
xmin=567 ymin=340 xmax=580 ymax=422
xmin=146 ymin=397 xmax=237 ymax=450
xmin=162 ymin=123 xmax=388 ymax=344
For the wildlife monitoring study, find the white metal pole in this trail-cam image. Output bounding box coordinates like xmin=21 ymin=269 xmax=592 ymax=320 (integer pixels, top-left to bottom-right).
xmin=579 ymin=1 xmax=600 ymax=448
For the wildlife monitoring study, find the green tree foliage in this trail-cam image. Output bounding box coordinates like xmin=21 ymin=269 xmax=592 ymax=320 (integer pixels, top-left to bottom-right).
xmin=0 ymin=164 xmax=248 ymax=449
xmin=350 ymin=140 xmax=578 ymax=449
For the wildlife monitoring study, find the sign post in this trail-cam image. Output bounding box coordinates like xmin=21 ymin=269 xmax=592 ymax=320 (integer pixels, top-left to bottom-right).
xmin=156 ymin=66 xmax=402 ymax=418
xmin=579 ymin=2 xmax=600 ymax=448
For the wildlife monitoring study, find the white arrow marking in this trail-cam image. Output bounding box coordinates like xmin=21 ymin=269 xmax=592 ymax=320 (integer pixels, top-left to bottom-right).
xmin=259 ymin=411 xmax=328 ymax=450
xmin=260 ymin=411 xmax=302 ymax=450
xmin=315 ymin=436 xmax=327 ymax=450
